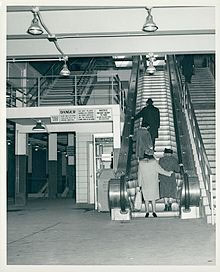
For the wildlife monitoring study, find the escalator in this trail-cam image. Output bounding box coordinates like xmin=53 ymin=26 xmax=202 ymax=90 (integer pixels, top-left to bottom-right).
xmin=108 ymin=55 xmax=200 ymax=221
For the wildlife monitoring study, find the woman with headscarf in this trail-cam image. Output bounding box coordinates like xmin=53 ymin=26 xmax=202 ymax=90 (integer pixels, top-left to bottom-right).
xmin=159 ymin=148 xmax=180 ymax=211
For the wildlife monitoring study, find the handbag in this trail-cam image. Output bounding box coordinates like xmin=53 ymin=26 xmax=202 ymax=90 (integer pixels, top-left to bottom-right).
xmin=134 ymin=188 xmax=142 ymax=211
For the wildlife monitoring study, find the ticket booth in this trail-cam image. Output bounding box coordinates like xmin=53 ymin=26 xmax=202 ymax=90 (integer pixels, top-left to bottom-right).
xmin=93 ymin=133 xmax=115 ymax=211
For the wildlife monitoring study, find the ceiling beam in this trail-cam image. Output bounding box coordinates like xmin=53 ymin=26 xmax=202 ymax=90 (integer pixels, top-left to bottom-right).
xmin=7 ymin=33 xmax=215 ymax=58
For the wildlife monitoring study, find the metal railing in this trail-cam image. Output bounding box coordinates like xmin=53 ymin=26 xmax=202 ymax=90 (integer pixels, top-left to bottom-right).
xmin=174 ymin=55 xmax=214 ymax=224
xmin=7 ymin=81 xmax=28 ymax=107
xmin=207 ymin=55 xmax=215 ymax=79
xmin=6 ymin=74 xmax=126 ymax=110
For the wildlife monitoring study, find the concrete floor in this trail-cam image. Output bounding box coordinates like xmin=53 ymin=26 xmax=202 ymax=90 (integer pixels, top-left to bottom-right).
xmin=7 ymin=198 xmax=216 ymax=266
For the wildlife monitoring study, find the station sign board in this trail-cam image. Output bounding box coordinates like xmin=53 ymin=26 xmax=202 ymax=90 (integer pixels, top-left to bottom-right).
xmin=51 ymin=108 xmax=112 ymax=123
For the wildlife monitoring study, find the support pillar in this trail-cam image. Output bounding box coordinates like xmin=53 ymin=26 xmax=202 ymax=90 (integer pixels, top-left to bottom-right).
xmin=57 ymin=152 xmax=63 ymax=195
xmin=67 ymin=133 xmax=76 ymax=198
xmin=48 ymin=133 xmax=57 ymax=198
xmin=15 ymin=126 xmax=27 ymax=206
xmin=27 ymin=143 xmax=32 ymax=194
xmin=7 ymin=139 xmax=15 ymax=201
xmin=61 ymin=152 xmax=67 ymax=193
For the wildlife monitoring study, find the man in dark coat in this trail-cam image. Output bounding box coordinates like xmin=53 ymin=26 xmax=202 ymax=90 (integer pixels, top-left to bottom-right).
xmin=134 ymin=98 xmax=160 ymax=149
xmin=181 ymin=54 xmax=195 ymax=83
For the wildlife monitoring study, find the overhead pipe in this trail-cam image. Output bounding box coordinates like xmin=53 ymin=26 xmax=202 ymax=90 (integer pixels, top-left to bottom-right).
xmin=7 ymin=5 xmax=211 ymax=12
xmin=7 ymin=57 xmax=63 ymax=63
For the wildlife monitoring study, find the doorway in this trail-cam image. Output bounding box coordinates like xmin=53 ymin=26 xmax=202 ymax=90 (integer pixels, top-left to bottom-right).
xmin=93 ymin=133 xmax=114 ymax=211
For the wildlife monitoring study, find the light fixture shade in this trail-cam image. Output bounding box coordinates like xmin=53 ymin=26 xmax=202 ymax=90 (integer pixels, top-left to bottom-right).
xmin=27 ymin=15 xmax=43 ymax=35
xmin=60 ymin=63 xmax=71 ymax=76
xmin=32 ymin=120 xmax=46 ymax=131
xmin=142 ymin=13 xmax=158 ymax=32
xmin=146 ymin=62 xmax=156 ymax=74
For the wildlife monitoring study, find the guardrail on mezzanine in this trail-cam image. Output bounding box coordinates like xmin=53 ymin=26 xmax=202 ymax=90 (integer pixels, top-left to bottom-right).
xmin=6 ymin=74 xmax=126 ymax=111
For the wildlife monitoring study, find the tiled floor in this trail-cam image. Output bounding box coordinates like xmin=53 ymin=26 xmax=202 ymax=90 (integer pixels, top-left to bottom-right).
xmin=7 ymin=198 xmax=216 ymax=266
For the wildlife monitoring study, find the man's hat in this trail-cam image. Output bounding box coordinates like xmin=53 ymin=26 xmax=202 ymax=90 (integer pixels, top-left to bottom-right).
xmin=164 ymin=148 xmax=173 ymax=154
xmin=146 ymin=98 xmax=153 ymax=104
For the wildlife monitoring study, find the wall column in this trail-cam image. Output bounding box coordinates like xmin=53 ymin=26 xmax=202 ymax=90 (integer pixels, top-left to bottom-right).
xmin=27 ymin=143 xmax=32 ymax=194
xmin=15 ymin=125 xmax=27 ymax=206
xmin=57 ymin=152 xmax=63 ymax=195
xmin=48 ymin=133 xmax=57 ymax=198
xmin=76 ymin=132 xmax=92 ymax=203
xmin=67 ymin=133 xmax=75 ymax=198
xmin=61 ymin=152 xmax=67 ymax=193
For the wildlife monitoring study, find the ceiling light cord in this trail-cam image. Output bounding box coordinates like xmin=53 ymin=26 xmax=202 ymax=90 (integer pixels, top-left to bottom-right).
xmin=36 ymin=10 xmax=65 ymax=58
xmin=36 ymin=11 xmax=53 ymax=37
xmin=28 ymin=7 xmax=70 ymax=76
xmin=54 ymin=40 xmax=65 ymax=58
xmin=30 ymin=7 xmax=66 ymax=59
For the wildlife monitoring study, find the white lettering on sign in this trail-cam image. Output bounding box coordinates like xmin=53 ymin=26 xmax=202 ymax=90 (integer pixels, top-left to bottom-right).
xmin=59 ymin=114 xmax=77 ymax=122
xmin=78 ymin=109 xmax=95 ymax=121
xmin=51 ymin=115 xmax=60 ymax=123
xmin=59 ymin=109 xmax=76 ymax=115
xmin=50 ymin=108 xmax=112 ymax=123
xmin=59 ymin=109 xmax=77 ymax=122
xmin=95 ymin=109 xmax=112 ymax=121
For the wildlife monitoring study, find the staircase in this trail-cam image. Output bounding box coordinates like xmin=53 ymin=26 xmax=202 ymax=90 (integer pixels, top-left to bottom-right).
xmin=40 ymin=58 xmax=97 ymax=106
xmin=39 ymin=74 xmax=77 ymax=106
xmin=128 ymin=68 xmax=180 ymax=218
xmin=186 ymin=67 xmax=216 ymax=223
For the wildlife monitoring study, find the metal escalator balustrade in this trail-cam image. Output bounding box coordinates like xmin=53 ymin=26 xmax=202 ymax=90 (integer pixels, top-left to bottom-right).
xmin=167 ymin=56 xmax=201 ymax=213
xmin=108 ymin=56 xmax=140 ymax=217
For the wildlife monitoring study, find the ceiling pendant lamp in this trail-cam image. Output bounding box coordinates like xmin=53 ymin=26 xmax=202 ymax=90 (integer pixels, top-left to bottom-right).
xmin=142 ymin=8 xmax=158 ymax=32
xmin=32 ymin=120 xmax=46 ymax=131
xmin=27 ymin=7 xmax=43 ymax=35
xmin=60 ymin=56 xmax=70 ymax=76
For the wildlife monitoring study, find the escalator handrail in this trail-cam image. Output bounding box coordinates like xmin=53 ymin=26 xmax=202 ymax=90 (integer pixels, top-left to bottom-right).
xmin=166 ymin=55 xmax=190 ymax=211
xmin=116 ymin=56 xmax=140 ymax=177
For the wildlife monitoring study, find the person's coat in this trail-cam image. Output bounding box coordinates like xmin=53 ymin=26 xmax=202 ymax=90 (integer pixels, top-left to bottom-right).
xmin=135 ymin=104 xmax=160 ymax=140
xmin=159 ymin=155 xmax=180 ymax=198
xmin=138 ymin=158 xmax=171 ymax=202
xmin=133 ymin=127 xmax=153 ymax=159
xmin=181 ymin=55 xmax=194 ymax=78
